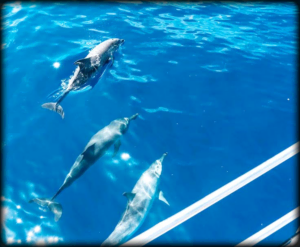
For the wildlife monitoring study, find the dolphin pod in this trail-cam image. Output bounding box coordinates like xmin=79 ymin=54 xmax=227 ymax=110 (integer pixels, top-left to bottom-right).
xmin=31 ymin=38 xmax=170 ymax=245
xmin=102 ymin=153 xmax=169 ymax=246
xmin=29 ymin=113 xmax=138 ymax=221
xmin=42 ymin=38 xmax=124 ymax=119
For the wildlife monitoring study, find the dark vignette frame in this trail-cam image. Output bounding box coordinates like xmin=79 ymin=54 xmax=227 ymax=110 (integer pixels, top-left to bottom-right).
xmin=0 ymin=0 xmax=299 ymax=247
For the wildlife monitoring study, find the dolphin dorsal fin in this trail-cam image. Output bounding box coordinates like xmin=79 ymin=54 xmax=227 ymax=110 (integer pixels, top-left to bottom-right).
xmin=82 ymin=143 xmax=96 ymax=158
xmin=74 ymin=57 xmax=92 ymax=70
xmin=123 ymin=192 xmax=135 ymax=203
xmin=159 ymin=191 xmax=170 ymax=206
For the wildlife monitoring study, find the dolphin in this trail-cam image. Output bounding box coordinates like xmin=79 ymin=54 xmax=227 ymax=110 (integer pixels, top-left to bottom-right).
xmin=42 ymin=38 xmax=125 ymax=119
xmin=102 ymin=153 xmax=170 ymax=246
xmin=29 ymin=113 xmax=139 ymax=221
xmin=282 ymin=227 xmax=299 ymax=246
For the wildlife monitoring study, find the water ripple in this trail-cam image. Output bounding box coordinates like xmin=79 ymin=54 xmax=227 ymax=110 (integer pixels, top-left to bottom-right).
xmin=2 ymin=190 xmax=63 ymax=244
xmin=3 ymin=16 xmax=27 ymax=29
xmin=124 ymin=19 xmax=145 ymax=29
xmin=143 ymin=107 xmax=183 ymax=114
xmin=110 ymin=70 xmax=155 ymax=83
xmin=52 ymin=20 xmax=83 ymax=28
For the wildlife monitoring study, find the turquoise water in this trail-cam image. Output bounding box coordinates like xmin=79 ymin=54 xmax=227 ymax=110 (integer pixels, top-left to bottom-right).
xmin=2 ymin=1 xmax=298 ymax=245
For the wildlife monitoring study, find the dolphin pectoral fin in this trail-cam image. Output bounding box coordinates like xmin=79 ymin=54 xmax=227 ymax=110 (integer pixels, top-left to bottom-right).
xmin=159 ymin=191 xmax=170 ymax=206
xmin=123 ymin=192 xmax=136 ymax=202
xmin=112 ymin=139 xmax=121 ymax=157
xmin=108 ymin=56 xmax=114 ymax=66
xmin=82 ymin=143 xmax=96 ymax=159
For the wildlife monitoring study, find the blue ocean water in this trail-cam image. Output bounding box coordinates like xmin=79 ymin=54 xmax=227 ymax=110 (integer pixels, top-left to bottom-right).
xmin=2 ymin=1 xmax=298 ymax=245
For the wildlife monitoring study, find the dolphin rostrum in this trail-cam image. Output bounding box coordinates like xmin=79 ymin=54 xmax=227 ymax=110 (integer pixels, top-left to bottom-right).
xmin=42 ymin=38 xmax=125 ymax=119
xmin=29 ymin=113 xmax=138 ymax=221
xmin=102 ymin=153 xmax=169 ymax=246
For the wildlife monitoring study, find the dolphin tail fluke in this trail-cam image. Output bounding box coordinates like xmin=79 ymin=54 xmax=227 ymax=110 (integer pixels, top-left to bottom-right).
xmin=42 ymin=89 xmax=70 ymax=119
xmin=29 ymin=198 xmax=63 ymax=222
xmin=49 ymin=201 xmax=63 ymax=222
xmin=41 ymin=102 xmax=65 ymax=119
xmin=29 ymin=198 xmax=50 ymax=207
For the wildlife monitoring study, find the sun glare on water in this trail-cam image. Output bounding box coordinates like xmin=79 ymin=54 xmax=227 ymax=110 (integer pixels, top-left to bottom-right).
xmin=53 ymin=62 xmax=60 ymax=68
xmin=121 ymin=153 xmax=130 ymax=161
xmin=34 ymin=225 xmax=41 ymax=233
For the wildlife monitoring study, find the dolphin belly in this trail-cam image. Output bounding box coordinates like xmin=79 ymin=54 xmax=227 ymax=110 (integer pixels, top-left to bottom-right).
xmin=102 ymin=215 xmax=142 ymax=246
xmin=70 ymin=85 xmax=92 ymax=94
xmin=102 ymin=193 xmax=153 ymax=246
xmin=46 ymin=86 xmax=67 ymax=101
